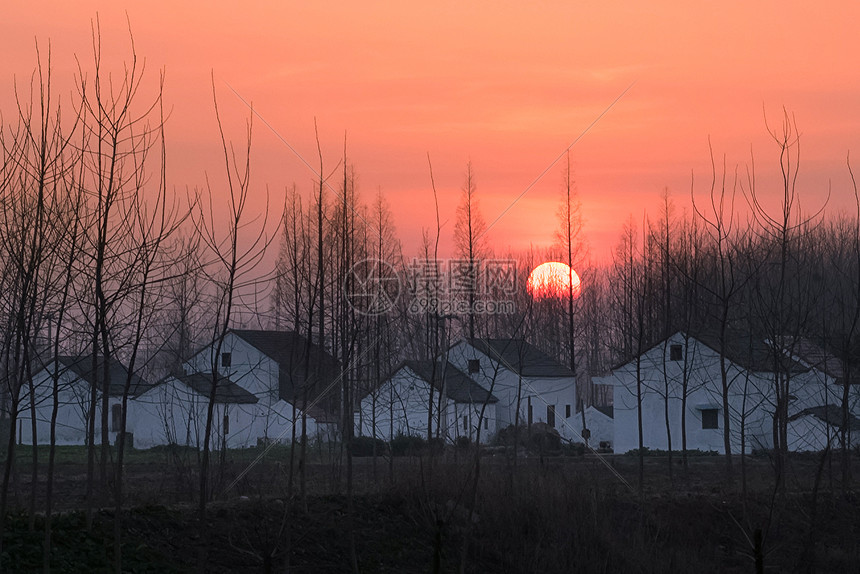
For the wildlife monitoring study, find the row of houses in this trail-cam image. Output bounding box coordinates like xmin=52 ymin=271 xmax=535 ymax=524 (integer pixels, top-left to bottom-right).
xmin=9 ymin=329 xmax=860 ymax=454
xmin=605 ymin=331 xmax=860 ymax=453
xmin=15 ymin=330 xmax=340 ymax=449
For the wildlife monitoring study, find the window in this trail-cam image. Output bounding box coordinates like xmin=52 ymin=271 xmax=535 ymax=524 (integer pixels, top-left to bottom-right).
xmin=701 ymin=409 xmax=719 ymax=430
xmin=670 ymin=344 xmax=683 ymax=361
xmin=468 ymin=359 xmax=480 ymax=374
xmin=221 ymin=352 xmax=232 ymax=368
xmin=111 ymin=404 xmax=122 ymax=432
xmin=547 ymin=405 xmax=556 ymax=428
xmin=484 ymin=418 xmax=488 ymax=430
xmin=223 ymin=413 xmax=230 ymax=435
xmin=463 ymin=415 xmax=469 ymax=432
xmin=528 ymin=401 xmax=533 ymax=426
xmin=565 ymin=404 xmax=571 ymax=418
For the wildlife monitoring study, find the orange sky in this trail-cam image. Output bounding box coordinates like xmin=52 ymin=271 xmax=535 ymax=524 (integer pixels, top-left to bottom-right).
xmin=3 ymin=2 xmax=860 ymax=264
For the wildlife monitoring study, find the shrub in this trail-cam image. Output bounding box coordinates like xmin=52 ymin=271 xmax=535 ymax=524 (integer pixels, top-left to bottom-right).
xmin=624 ymin=447 xmax=719 ymax=457
xmin=350 ymin=436 xmax=389 ymax=457
xmin=390 ymin=433 xmax=426 ymax=456
xmin=562 ymin=442 xmax=587 ymax=456
xmin=455 ymin=436 xmax=472 ymax=450
xmin=428 ymin=437 xmax=446 ymax=455
xmin=526 ymin=423 xmax=562 ymax=454
xmin=492 ymin=423 xmax=562 ymax=454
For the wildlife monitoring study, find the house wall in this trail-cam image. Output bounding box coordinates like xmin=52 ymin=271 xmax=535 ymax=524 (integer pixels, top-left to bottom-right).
xmin=786 ymin=414 xmax=839 ymax=452
xmin=358 ymin=367 xmax=496 ymax=444
xmin=446 ymin=341 xmax=577 ymax=440
xmin=182 ymin=333 xmax=321 ymax=444
xmin=131 ymin=379 xmax=303 ymax=449
xmin=611 ymin=332 xmax=841 ymax=454
xmin=186 ymin=334 xmax=280 ymax=401
xmin=17 ymin=367 xmax=125 ymax=446
xmin=582 ymin=406 xmax=614 ymax=448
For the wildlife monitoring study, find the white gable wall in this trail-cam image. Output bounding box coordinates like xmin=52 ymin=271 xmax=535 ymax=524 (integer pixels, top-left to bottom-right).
xmin=181 ymin=333 xmax=319 ymax=444
xmin=358 ymin=366 xmax=496 ymax=444
xmin=446 ymin=341 xmax=577 ymax=440
xmin=582 ymin=406 xmax=614 ymax=448
xmin=17 ymin=366 xmax=126 ymax=446
xmin=186 ymin=333 xmax=280 ymax=401
xmin=131 ymin=378 xmax=304 ymax=449
xmin=612 ymin=332 xmax=842 ymax=454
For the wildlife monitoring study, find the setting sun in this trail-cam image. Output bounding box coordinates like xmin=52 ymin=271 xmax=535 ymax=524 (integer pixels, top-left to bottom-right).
xmin=527 ymin=261 xmax=581 ymax=300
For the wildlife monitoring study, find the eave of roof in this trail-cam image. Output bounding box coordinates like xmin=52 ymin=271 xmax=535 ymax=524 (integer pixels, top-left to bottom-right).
xmin=465 ymin=338 xmax=573 ymax=378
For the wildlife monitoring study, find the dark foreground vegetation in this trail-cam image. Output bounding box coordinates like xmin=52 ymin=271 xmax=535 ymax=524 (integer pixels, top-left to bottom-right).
xmin=2 ymin=445 xmax=859 ymax=573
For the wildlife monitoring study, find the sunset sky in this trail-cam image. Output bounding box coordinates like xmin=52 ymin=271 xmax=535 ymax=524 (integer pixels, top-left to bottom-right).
xmin=3 ymin=2 xmax=860 ymax=264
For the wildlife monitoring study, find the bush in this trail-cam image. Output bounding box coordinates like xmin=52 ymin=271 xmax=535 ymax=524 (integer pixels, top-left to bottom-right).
xmin=428 ymin=437 xmax=446 ymax=455
xmin=350 ymin=436 xmax=389 ymax=457
xmin=390 ymin=433 xmax=426 ymax=456
xmin=526 ymin=422 xmax=562 ymax=454
xmin=624 ymin=447 xmax=719 ymax=457
xmin=455 ymin=436 xmax=472 ymax=450
xmin=562 ymin=442 xmax=587 ymax=456
xmin=492 ymin=423 xmax=562 ymax=454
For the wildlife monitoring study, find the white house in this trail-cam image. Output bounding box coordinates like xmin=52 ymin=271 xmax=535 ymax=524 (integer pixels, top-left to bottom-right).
xmin=131 ymin=372 xmax=290 ymax=449
xmin=582 ymin=405 xmax=614 ymax=449
xmin=358 ymin=360 xmax=498 ymax=444
xmin=610 ymin=331 xmax=845 ymax=454
xmin=131 ymin=329 xmax=341 ymax=448
xmin=17 ymin=355 xmax=152 ymax=446
xmin=786 ymin=405 xmax=860 ymax=452
xmin=445 ymin=338 xmax=580 ymax=441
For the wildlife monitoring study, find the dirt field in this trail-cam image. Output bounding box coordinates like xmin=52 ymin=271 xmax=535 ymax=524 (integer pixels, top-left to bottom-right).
xmin=2 ymin=447 xmax=859 ymax=572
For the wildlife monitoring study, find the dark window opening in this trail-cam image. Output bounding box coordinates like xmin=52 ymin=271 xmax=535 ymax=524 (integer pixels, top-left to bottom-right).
xmin=701 ymin=408 xmax=718 ymax=430
xmin=484 ymin=418 xmax=488 ymax=430
xmin=528 ymin=400 xmax=533 ymax=426
xmin=111 ymin=404 xmax=122 ymax=432
xmin=670 ymin=344 xmax=683 ymax=361
xmin=221 ymin=352 xmax=232 ymax=368
xmin=223 ymin=413 xmax=230 ymax=435
xmin=468 ymin=359 xmax=480 ymax=374
xmin=565 ymin=404 xmax=571 ymax=418
xmin=547 ymin=405 xmax=556 ymax=428
xmin=463 ymin=415 xmax=468 ymax=432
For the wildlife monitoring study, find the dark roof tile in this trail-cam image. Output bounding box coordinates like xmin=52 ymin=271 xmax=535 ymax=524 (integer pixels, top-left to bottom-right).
xmin=466 ymin=338 xmax=573 ymax=378
xmin=54 ymin=355 xmax=152 ymax=397
xmin=402 ymin=360 xmax=498 ymax=404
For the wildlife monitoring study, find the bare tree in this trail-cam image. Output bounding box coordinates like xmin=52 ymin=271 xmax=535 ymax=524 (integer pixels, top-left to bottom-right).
xmin=554 ymin=152 xmax=588 ymax=444
xmin=454 ymin=161 xmax=488 ymax=339
xmin=744 ymin=110 xmax=826 ymax=488
xmin=0 ymin=39 xmax=84 ymax=566
xmin=192 ymin=77 xmax=272 ymax=520
xmin=692 ymin=141 xmax=746 ymax=479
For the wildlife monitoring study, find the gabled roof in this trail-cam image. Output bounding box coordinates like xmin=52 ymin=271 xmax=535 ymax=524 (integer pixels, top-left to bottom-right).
xmin=789 ymin=404 xmax=860 ymax=432
xmin=169 ymin=373 xmax=258 ymax=404
xmin=229 ymin=329 xmax=341 ymax=407
xmin=695 ymin=331 xmax=808 ymax=373
xmin=52 ymin=355 xmax=152 ymax=397
xmin=593 ymin=405 xmax=614 ymax=419
xmin=402 ymin=360 xmax=497 ymax=404
xmin=788 ymin=339 xmax=843 ymax=378
xmin=785 ymin=338 xmax=860 ymax=384
xmin=465 ymin=338 xmax=573 ymax=378
xmin=609 ymin=331 xmax=808 ymax=375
